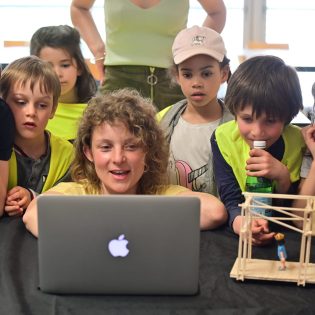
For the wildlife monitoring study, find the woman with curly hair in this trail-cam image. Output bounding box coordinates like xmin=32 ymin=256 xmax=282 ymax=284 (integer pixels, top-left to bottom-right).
xmin=23 ymin=88 xmax=227 ymax=237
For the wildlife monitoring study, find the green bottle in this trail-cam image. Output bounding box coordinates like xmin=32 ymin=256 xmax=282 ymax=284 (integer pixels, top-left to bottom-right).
xmin=245 ymin=141 xmax=273 ymax=216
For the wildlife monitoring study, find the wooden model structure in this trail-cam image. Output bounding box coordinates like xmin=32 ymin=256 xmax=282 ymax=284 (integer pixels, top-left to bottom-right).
xmin=230 ymin=192 xmax=315 ymax=286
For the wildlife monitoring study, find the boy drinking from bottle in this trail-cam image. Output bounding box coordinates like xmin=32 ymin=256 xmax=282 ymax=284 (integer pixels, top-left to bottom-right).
xmin=211 ymin=55 xmax=305 ymax=245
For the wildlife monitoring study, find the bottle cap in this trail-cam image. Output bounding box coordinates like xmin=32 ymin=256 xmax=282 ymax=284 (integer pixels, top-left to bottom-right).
xmin=253 ymin=140 xmax=266 ymax=149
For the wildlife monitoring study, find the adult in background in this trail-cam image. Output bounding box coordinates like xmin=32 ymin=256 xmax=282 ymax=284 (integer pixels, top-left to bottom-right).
xmin=70 ymin=0 xmax=226 ymax=110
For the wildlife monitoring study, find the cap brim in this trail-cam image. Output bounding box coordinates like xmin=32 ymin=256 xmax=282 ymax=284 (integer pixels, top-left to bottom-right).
xmin=174 ymin=47 xmax=224 ymax=64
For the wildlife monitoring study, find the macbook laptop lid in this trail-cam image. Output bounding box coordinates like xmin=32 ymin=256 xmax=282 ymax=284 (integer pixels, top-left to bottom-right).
xmin=37 ymin=195 xmax=200 ymax=295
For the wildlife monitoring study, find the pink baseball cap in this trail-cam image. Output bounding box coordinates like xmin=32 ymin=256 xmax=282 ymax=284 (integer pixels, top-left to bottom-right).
xmin=172 ymin=25 xmax=227 ymax=64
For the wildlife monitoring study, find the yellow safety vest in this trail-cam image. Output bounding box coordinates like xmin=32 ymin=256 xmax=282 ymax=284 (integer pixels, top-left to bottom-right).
xmin=8 ymin=133 xmax=74 ymax=192
xmin=215 ymin=120 xmax=305 ymax=191
xmin=156 ymin=105 xmax=172 ymax=122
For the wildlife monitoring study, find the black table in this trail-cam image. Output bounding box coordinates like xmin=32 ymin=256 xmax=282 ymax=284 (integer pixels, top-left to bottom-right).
xmin=1 ymin=217 xmax=314 ymax=315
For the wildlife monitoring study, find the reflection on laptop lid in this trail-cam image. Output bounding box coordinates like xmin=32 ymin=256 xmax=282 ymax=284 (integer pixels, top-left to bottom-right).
xmin=37 ymin=195 xmax=200 ymax=295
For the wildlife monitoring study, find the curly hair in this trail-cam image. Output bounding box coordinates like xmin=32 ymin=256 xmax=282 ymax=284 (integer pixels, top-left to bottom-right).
xmin=71 ymin=88 xmax=170 ymax=194
xmin=30 ymin=25 xmax=97 ymax=103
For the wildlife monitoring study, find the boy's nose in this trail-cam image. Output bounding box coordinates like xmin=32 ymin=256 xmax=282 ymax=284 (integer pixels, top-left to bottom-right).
xmin=251 ymin=123 xmax=264 ymax=137
xmin=26 ymin=104 xmax=36 ymax=116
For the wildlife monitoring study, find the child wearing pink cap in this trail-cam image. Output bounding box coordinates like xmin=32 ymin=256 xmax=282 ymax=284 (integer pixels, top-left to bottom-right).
xmin=158 ymin=25 xmax=233 ymax=195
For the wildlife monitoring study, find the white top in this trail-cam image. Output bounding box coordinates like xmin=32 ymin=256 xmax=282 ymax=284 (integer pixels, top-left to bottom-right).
xmin=168 ymin=116 xmax=220 ymax=193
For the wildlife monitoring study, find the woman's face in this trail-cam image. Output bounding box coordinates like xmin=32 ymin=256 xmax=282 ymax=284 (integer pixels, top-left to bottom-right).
xmin=83 ymin=121 xmax=146 ymax=194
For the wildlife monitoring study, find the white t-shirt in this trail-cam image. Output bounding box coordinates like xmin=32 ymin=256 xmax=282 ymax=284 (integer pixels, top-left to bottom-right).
xmin=168 ymin=116 xmax=220 ymax=193
xmin=300 ymin=154 xmax=312 ymax=178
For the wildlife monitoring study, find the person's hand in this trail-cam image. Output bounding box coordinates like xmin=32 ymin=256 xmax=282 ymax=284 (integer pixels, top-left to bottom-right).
xmin=5 ymin=186 xmax=32 ymax=216
xmin=246 ymin=148 xmax=290 ymax=193
xmin=246 ymin=148 xmax=287 ymax=181
xmin=302 ymin=125 xmax=315 ymax=158
xmin=233 ymin=215 xmax=275 ymax=246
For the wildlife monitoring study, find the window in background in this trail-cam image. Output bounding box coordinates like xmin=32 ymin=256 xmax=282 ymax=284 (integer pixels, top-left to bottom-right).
xmin=0 ymin=0 xmax=104 ymax=63
xmin=0 ymin=0 xmax=72 ymax=42
xmin=266 ymin=0 xmax=315 ymax=111
xmin=266 ymin=0 xmax=315 ymax=52
xmin=1 ymin=1 xmax=244 ymax=67
xmin=189 ymin=0 xmax=244 ymax=99
xmin=189 ymin=0 xmax=244 ymax=72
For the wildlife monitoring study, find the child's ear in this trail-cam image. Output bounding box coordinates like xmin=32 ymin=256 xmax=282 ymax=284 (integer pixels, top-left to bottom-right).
xmin=76 ymin=61 xmax=83 ymax=77
xmin=221 ymin=65 xmax=230 ymax=83
xmin=77 ymin=66 xmax=83 ymax=77
xmin=83 ymin=145 xmax=93 ymax=162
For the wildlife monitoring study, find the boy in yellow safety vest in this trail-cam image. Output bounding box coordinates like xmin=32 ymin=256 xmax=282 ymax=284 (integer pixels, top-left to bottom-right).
xmin=0 ymin=56 xmax=74 ymax=217
xmin=211 ymin=55 xmax=305 ymax=246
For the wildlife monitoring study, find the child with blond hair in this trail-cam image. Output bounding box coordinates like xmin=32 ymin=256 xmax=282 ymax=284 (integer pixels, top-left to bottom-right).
xmin=0 ymin=56 xmax=74 ymax=216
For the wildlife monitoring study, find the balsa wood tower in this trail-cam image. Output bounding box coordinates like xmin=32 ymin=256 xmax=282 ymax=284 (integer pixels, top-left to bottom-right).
xmin=230 ymin=192 xmax=315 ymax=286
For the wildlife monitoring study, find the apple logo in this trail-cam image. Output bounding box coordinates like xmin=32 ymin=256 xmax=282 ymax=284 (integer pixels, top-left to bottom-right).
xmin=108 ymin=234 xmax=130 ymax=257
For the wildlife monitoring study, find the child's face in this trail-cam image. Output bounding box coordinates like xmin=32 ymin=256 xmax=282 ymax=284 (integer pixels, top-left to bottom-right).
xmin=176 ymin=54 xmax=228 ymax=108
xmin=83 ymin=121 xmax=146 ymax=195
xmin=236 ymin=105 xmax=285 ymax=148
xmin=6 ymin=81 xmax=56 ymax=142
xmin=38 ymin=46 xmax=81 ymax=102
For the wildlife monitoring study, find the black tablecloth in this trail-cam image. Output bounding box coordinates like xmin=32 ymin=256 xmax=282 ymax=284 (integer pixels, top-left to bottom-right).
xmin=1 ymin=216 xmax=314 ymax=315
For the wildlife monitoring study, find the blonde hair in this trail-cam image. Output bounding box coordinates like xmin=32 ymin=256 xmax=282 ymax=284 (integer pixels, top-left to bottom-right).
xmin=71 ymin=88 xmax=170 ymax=194
xmin=0 ymin=56 xmax=60 ymax=109
xmin=274 ymin=233 xmax=285 ymax=241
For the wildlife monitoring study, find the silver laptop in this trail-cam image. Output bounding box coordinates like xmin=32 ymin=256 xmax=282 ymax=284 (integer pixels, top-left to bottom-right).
xmin=37 ymin=194 xmax=200 ymax=295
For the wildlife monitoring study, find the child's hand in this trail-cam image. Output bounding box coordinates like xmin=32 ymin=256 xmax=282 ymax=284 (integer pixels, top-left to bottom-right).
xmin=5 ymin=186 xmax=32 ymax=217
xmin=246 ymin=148 xmax=290 ymax=193
xmin=302 ymin=125 xmax=315 ymax=158
xmin=233 ymin=215 xmax=275 ymax=246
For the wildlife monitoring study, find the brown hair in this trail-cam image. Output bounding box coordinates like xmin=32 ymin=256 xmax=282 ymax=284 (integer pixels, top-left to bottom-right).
xmin=30 ymin=25 xmax=97 ymax=103
xmin=0 ymin=56 xmax=60 ymax=109
xmin=71 ymin=88 xmax=170 ymax=194
xmin=225 ymin=55 xmax=303 ymax=124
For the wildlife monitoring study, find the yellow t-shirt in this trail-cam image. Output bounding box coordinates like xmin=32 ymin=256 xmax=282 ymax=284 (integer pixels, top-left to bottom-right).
xmin=46 ymin=102 xmax=87 ymax=141
xmin=48 ymin=181 xmax=188 ymax=196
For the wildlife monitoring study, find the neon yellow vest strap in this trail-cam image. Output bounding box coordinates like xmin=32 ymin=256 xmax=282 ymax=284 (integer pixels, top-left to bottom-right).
xmin=8 ymin=151 xmax=17 ymax=189
xmin=43 ymin=133 xmax=73 ymax=192
xmin=8 ymin=133 xmax=73 ymax=192
xmin=215 ymin=120 xmax=305 ymax=191
xmin=156 ymin=105 xmax=172 ymax=122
